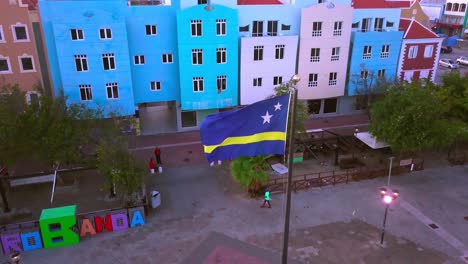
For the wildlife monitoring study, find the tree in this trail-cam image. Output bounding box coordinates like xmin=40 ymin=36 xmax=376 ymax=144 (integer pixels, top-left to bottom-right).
xmin=369 ymin=80 xmax=467 ymax=153
xmin=230 ymin=156 xmax=271 ymax=197
xmin=439 ymin=72 xmax=468 ymax=124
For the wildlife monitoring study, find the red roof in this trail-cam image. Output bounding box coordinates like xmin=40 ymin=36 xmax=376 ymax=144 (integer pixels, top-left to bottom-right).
xmin=237 ymin=0 xmax=283 ymax=4
xmin=353 ymin=0 xmax=411 ymax=8
xmin=399 ymin=18 xmax=439 ymax=39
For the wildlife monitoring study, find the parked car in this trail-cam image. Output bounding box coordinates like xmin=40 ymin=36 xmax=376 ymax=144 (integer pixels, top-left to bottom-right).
xmin=440 ymin=46 xmax=453 ymax=54
xmin=456 ymin=56 xmax=468 ymax=66
xmin=439 ymin=59 xmax=459 ymax=69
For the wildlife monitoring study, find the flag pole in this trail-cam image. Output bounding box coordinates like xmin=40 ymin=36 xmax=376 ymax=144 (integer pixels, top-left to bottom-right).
xmin=281 ymin=82 xmax=298 ymax=264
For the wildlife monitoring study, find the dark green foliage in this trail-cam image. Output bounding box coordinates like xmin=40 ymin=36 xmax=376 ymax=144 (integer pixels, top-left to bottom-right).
xmin=230 ymin=156 xmax=271 ymax=196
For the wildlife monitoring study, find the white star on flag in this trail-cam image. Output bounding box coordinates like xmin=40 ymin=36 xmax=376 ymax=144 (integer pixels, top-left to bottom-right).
xmin=274 ymin=102 xmax=282 ymax=111
xmin=261 ymin=111 xmax=273 ymax=124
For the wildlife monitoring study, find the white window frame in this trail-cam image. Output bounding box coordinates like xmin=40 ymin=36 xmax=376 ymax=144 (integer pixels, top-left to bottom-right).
xmin=252 ymin=21 xmax=264 ymax=37
xmin=79 ymin=84 xmax=93 ymax=101
xmin=102 ymin=53 xmax=116 ymax=70
xmin=275 ymin=45 xmax=284 ymax=59
xmin=308 ymin=73 xmax=318 ymax=87
xmin=328 ymin=72 xmax=337 ymax=86
xmin=191 ymin=20 xmax=202 ymax=37
xmin=333 ymin=21 xmax=342 ymax=36
xmin=134 ymin=55 xmax=145 ymax=65
xmin=74 ymin=54 xmax=88 ymax=72
xmin=99 ymin=28 xmax=112 ymax=40
xmin=18 ymin=54 xmax=35 ymax=73
xmin=374 ymin=18 xmax=384 ymax=32
xmin=253 ymin=77 xmax=262 ymax=87
xmin=193 ymin=77 xmax=204 ymax=92
xmin=381 ymin=44 xmax=389 ymax=58
xmin=363 ymin=46 xmax=372 ymax=59
xmin=150 ymin=81 xmax=161 ymax=91
xmin=310 ymin=48 xmax=320 ymax=62
xmin=25 ymin=91 xmax=40 ymax=105
xmin=106 ymin=82 xmax=119 ymax=99
xmin=216 ymin=48 xmax=226 ymax=64
xmin=424 ymin=45 xmax=433 ymax=58
xmin=331 ymin=47 xmax=340 ymax=61
xmin=162 ymin=53 xmax=173 ymax=64
xmin=216 ymin=19 xmax=226 ymax=36
xmin=312 ymin=22 xmax=322 ymax=37
xmin=145 ymin=25 xmax=157 ymax=36
xmin=254 ymin=46 xmax=264 ymax=61
xmin=267 ymin=20 xmax=278 ymax=36
xmin=361 ymin=18 xmax=371 ymax=32
xmin=0 ymin=25 xmax=5 ymax=43
xmin=192 ymin=49 xmax=203 ymax=65
xmin=0 ymin=55 xmax=12 ymax=74
xmin=12 ymin=23 xmax=30 ymax=42
xmin=70 ymin=28 xmax=84 ymax=41
xmin=361 ymin=70 xmax=369 ymax=80
xmin=217 ymin=75 xmax=227 ymax=91
xmin=408 ymin=46 xmax=418 ymax=59
xmin=273 ymin=76 xmax=283 ymax=85
xmin=378 ymin=69 xmax=385 ymax=79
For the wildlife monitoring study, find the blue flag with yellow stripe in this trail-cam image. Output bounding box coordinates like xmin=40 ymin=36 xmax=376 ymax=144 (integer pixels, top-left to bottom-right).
xmin=200 ymin=94 xmax=290 ymax=163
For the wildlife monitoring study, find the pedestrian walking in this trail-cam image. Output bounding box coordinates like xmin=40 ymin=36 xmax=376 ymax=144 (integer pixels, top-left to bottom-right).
xmin=261 ymin=188 xmax=271 ymax=208
xmin=149 ymin=158 xmax=155 ymax=174
xmin=154 ymin=147 xmax=162 ymax=165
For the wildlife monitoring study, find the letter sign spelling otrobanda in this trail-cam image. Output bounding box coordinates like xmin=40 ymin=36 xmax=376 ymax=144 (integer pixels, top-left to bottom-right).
xmin=0 ymin=205 xmax=145 ymax=255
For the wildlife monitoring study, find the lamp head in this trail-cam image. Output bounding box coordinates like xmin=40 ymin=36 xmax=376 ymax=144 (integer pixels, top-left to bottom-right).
xmin=383 ymin=195 xmax=393 ymax=204
xmin=291 ymin=74 xmax=300 ymax=83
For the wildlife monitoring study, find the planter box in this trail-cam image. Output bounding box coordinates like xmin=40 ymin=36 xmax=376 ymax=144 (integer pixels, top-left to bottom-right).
xmin=293 ymin=153 xmax=304 ymax=163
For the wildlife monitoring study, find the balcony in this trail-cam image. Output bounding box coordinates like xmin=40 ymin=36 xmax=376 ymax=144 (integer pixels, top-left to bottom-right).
xmin=127 ymin=0 xmax=170 ymax=6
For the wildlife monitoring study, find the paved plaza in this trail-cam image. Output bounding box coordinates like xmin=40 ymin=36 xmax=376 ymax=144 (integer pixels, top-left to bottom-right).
xmin=4 ymin=163 xmax=467 ymax=264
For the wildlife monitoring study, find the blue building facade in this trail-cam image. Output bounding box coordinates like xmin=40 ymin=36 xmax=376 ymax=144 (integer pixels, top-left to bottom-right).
xmin=176 ymin=4 xmax=239 ymax=115
xmin=346 ymin=8 xmax=403 ymax=96
xmin=39 ymin=0 xmax=136 ymax=116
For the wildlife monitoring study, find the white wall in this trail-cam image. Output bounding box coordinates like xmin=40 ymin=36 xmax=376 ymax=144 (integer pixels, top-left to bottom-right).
xmin=240 ymin=36 xmax=299 ymax=105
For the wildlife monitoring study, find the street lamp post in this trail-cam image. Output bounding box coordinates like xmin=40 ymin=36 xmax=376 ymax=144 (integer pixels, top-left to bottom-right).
xmin=379 ymin=188 xmax=399 ymax=244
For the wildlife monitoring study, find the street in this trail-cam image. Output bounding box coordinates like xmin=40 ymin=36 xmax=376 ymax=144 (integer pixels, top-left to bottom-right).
xmin=435 ymin=47 xmax=468 ymax=84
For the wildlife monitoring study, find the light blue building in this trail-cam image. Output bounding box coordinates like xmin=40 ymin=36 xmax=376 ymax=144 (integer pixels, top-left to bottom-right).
xmin=39 ymin=0 xmax=136 ymax=117
xmin=346 ymin=7 xmax=403 ymax=97
xmin=176 ymin=3 xmax=239 ymax=128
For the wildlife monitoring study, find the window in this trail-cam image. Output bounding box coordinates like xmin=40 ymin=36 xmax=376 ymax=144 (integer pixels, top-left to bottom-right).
xmin=198 ymin=0 xmax=207 ymax=3
xmin=134 ymin=55 xmax=145 ymax=65
xmin=461 ymin=4 xmax=466 ymax=12
xmin=252 ymin=21 xmax=264 ymax=37
xmin=424 ymin=45 xmax=433 ymax=58
xmin=361 ymin=18 xmax=371 ymax=32
xmin=150 ymin=81 xmax=161 ymax=91
xmin=192 ymin=49 xmax=203 ymax=64
xmin=275 ymin=45 xmax=284 ymax=59
xmin=239 ymin=25 xmax=250 ymax=32
xmin=99 ymin=28 xmax=112 ymax=39
xmin=363 ymin=46 xmax=372 ymax=59
xmin=162 ymin=53 xmax=173 ymax=64
xmin=378 ymin=69 xmax=385 ymax=79
xmin=312 ymin=22 xmax=322 ymax=36
xmin=281 ymin=24 xmax=291 ymax=31
xmin=106 ymin=83 xmax=119 ymax=99
xmin=253 ymin=77 xmax=262 ymax=87
xmin=70 ymin=29 xmax=83 ymax=41
xmin=318 ymin=0 xmax=325 ymax=3
xmin=216 ymin=19 xmax=226 ymax=36
xmin=446 ymin=2 xmax=452 ymax=11
xmin=333 ymin=21 xmax=342 ymax=36
xmin=386 ymin=21 xmax=394 ymax=28
xmin=381 ymin=45 xmax=389 ymax=58
xmin=146 ymin=25 xmax=157 ymax=35
xmin=193 ymin=77 xmax=204 ymax=92
xmin=74 ymin=55 xmax=88 ymax=72
xmin=331 ymin=47 xmax=340 ymax=61
xmin=267 ymin=21 xmax=278 ymax=36
xmin=360 ymin=70 xmax=368 ymax=79
xmin=273 ymin=76 xmax=283 ymax=85
xmin=374 ymin=18 xmax=384 ymax=31
xmin=102 ymin=53 xmax=115 ymax=70
xmin=191 ymin=20 xmax=202 ymax=36
xmin=0 ymin=56 xmax=11 ymax=73
xmin=254 ymin=46 xmax=264 ymax=61
xmin=308 ymin=73 xmax=318 ymax=87
xmin=79 ymin=84 xmax=92 ymax=101
xmin=310 ymin=48 xmax=320 ymax=62
xmin=217 ymin=76 xmax=227 ymax=92
xmin=18 ymin=55 xmax=35 ymax=72
xmin=408 ymin=46 xmax=418 ymax=59
xmin=0 ymin=26 xmax=5 ymax=43
xmin=453 ymin=3 xmax=459 ymax=11
xmin=328 ymin=72 xmax=337 ymax=86
xmin=216 ymin=48 xmax=226 ymax=64
xmin=323 ymin=98 xmax=337 ymax=114
xmin=352 ymin=22 xmax=359 ymax=29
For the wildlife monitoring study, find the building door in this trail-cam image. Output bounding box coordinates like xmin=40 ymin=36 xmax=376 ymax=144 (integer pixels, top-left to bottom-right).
xmin=412 ymin=71 xmax=421 ymax=81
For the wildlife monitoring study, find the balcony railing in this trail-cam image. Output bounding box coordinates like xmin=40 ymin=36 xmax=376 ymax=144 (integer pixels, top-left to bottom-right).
xmin=333 ymin=30 xmax=342 ymax=36
xmin=328 ymin=80 xmax=337 ymax=86
xmin=331 ymin=55 xmax=339 ymax=61
xmin=128 ymin=0 xmax=168 ymax=6
xmin=310 ymin=56 xmax=320 ymax=62
xmin=308 ymin=81 xmax=318 ymax=87
xmin=380 ymin=52 xmax=389 ymax=59
xmin=363 ymin=54 xmax=371 ymax=59
xmin=312 ymin=30 xmax=322 ymax=37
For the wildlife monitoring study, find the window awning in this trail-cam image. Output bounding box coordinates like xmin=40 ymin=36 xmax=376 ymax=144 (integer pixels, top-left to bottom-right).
xmin=354 ymin=132 xmax=390 ymax=149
